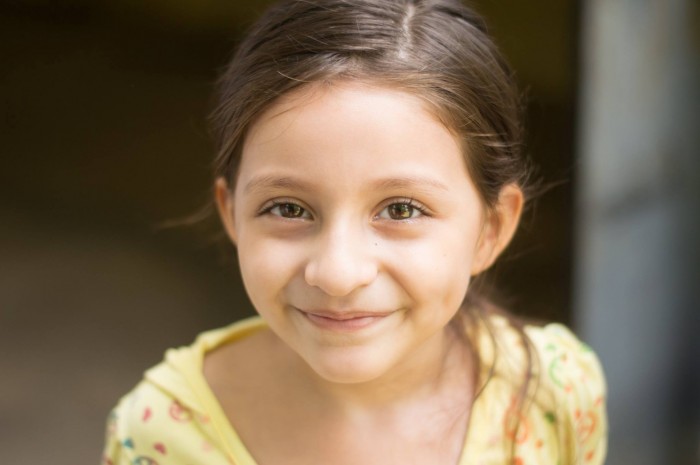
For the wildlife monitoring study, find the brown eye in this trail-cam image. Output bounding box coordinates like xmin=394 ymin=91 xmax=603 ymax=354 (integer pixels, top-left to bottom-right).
xmin=271 ymin=203 xmax=308 ymax=219
xmin=378 ymin=201 xmax=425 ymax=221
xmin=388 ymin=203 xmax=414 ymax=220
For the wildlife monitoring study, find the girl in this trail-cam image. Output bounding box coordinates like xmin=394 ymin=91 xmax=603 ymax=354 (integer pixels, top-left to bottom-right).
xmin=102 ymin=1 xmax=607 ymax=464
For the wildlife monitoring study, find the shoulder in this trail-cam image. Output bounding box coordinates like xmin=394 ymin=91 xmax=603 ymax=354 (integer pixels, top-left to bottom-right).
xmin=470 ymin=315 xmax=607 ymax=464
xmin=525 ymin=322 xmax=608 ymax=465
xmin=525 ymin=323 xmax=606 ymax=399
xmin=102 ymin=372 xmax=227 ymax=465
xmin=101 ymin=317 xmax=267 ymax=465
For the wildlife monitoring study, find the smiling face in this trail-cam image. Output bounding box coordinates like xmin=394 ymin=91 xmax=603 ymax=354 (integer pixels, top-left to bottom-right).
xmin=216 ymin=82 xmax=519 ymax=384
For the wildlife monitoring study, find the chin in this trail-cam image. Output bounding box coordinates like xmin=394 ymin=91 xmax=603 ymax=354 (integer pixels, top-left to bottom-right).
xmin=303 ymin=347 xmax=394 ymax=385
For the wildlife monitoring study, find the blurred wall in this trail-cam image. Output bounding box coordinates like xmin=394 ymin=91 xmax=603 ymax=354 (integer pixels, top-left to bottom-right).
xmin=576 ymin=0 xmax=700 ymax=463
xmin=1 ymin=1 xmax=580 ymax=463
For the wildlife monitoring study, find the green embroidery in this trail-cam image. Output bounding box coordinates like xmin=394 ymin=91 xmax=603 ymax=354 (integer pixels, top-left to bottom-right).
xmin=548 ymin=356 xmax=566 ymax=389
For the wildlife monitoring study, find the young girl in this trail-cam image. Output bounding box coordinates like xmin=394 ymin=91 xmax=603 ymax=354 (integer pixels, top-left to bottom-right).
xmin=102 ymin=1 xmax=607 ymax=464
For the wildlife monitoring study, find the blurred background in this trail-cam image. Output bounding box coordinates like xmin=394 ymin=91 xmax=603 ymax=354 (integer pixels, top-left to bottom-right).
xmin=0 ymin=0 xmax=698 ymax=463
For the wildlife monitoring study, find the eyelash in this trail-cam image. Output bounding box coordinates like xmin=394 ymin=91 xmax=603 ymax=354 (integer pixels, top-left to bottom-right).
xmin=376 ymin=198 xmax=429 ymax=221
xmin=257 ymin=199 xmax=312 ymax=219
xmin=257 ymin=197 xmax=430 ymax=221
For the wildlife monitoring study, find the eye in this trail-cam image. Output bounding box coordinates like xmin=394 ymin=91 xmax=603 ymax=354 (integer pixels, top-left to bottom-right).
xmin=272 ymin=202 xmax=309 ymax=219
xmin=377 ymin=199 xmax=426 ymax=220
xmin=260 ymin=201 xmax=311 ymax=219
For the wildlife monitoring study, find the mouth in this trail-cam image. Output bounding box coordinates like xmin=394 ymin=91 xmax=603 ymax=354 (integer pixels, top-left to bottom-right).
xmin=297 ymin=308 xmax=393 ymax=332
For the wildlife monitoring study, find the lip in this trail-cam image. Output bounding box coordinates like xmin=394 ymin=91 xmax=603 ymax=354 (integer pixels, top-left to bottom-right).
xmin=297 ymin=308 xmax=393 ymax=332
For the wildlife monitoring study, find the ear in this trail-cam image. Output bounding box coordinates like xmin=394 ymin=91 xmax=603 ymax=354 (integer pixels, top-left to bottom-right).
xmin=470 ymin=184 xmax=524 ymax=276
xmin=215 ymin=177 xmax=238 ymax=245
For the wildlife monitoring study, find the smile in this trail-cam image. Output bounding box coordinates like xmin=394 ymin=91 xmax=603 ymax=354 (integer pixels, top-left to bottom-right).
xmin=297 ymin=309 xmax=394 ymax=332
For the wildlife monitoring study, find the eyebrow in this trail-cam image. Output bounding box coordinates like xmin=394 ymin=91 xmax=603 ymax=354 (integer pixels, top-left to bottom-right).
xmin=243 ymin=175 xmax=315 ymax=195
xmin=243 ymin=174 xmax=450 ymax=195
xmin=369 ymin=176 xmax=450 ymax=193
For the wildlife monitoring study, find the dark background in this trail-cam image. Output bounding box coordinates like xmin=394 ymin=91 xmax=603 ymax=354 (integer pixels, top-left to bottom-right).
xmin=1 ymin=1 xmax=581 ymax=462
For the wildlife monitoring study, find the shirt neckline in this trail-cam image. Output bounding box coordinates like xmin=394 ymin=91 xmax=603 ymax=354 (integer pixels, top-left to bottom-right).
xmin=181 ymin=316 xmax=494 ymax=465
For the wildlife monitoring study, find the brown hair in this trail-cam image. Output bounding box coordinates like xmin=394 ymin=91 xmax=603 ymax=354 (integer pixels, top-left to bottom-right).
xmin=210 ymin=0 xmax=537 ymax=457
xmin=211 ymin=0 xmax=531 ymax=206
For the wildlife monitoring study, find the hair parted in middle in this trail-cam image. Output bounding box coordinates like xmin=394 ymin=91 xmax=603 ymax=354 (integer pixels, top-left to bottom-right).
xmin=211 ymin=0 xmax=531 ymax=211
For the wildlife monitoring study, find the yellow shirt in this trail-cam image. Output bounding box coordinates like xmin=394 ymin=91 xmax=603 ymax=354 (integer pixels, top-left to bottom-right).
xmin=102 ymin=316 xmax=607 ymax=465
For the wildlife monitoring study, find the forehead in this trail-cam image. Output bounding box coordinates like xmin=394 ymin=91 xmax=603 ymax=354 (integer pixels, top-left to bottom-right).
xmin=245 ymin=79 xmax=458 ymax=147
xmin=236 ymin=81 xmax=474 ymax=198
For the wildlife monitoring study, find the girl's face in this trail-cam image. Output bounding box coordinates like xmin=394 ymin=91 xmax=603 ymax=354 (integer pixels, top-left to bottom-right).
xmin=218 ymin=82 xmax=514 ymax=384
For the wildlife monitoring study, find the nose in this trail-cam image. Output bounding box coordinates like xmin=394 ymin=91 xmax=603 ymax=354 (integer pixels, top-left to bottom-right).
xmin=304 ymin=223 xmax=378 ymax=297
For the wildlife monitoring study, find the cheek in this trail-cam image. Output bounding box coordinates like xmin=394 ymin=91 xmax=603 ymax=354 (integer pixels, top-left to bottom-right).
xmin=237 ymin=235 xmax=306 ymax=304
xmin=433 ymin=218 xmax=481 ymax=276
xmin=387 ymin=223 xmax=479 ymax=308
